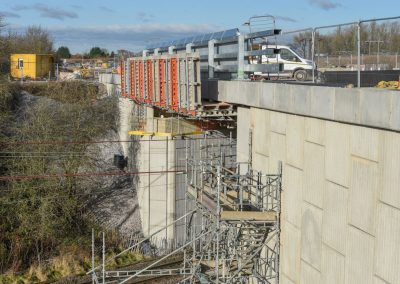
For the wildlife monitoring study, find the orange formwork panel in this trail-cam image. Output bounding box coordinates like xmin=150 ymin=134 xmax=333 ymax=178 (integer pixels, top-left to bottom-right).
xmin=146 ymin=59 xmax=153 ymax=104
xmin=133 ymin=60 xmax=140 ymax=102
xmin=120 ymin=61 xmax=127 ymax=97
xmin=129 ymin=60 xmax=135 ymax=100
xmin=158 ymin=59 xmax=167 ymax=108
xmin=169 ymin=58 xmax=179 ymax=112
xmin=138 ymin=60 xmax=145 ymax=103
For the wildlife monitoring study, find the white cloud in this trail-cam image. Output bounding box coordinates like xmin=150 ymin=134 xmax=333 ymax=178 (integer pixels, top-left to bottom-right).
xmin=308 ymin=0 xmax=341 ymax=10
xmin=137 ymin=12 xmax=155 ymax=22
xmin=275 ymin=16 xmax=297 ymax=23
xmin=0 ymin=11 xmax=21 ymax=18
xmin=100 ymin=6 xmax=114 ymax=13
xmin=13 ymin=3 xmax=78 ymax=20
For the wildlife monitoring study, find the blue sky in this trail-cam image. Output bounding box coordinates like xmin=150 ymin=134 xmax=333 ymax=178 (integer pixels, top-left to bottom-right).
xmin=0 ymin=0 xmax=398 ymax=53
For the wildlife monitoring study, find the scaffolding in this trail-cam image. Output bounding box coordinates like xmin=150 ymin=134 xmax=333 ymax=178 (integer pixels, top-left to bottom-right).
xmin=182 ymin=132 xmax=282 ymax=283
xmin=88 ymin=131 xmax=282 ymax=283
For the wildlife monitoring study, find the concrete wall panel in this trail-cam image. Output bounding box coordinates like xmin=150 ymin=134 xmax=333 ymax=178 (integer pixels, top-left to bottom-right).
xmin=286 ymin=115 xmax=305 ymax=169
xmin=283 ymin=165 xmax=303 ymax=228
xmin=252 ymin=152 xmax=269 ymax=174
xmin=301 ymin=203 xmax=322 ymax=270
xmin=305 ymin=117 xmax=325 ymax=146
xmin=252 ymin=108 xmax=270 ymax=157
xmin=270 ymin=110 xmax=287 ymax=134
xmin=380 ymin=132 xmax=400 ymax=210
xmin=350 ymin=126 xmax=380 ymax=162
xmin=300 ymin=261 xmax=321 ymax=284
xmin=281 ymin=221 xmax=301 ymax=283
xmin=322 ymin=181 xmax=348 ymax=254
xmin=374 ymin=203 xmax=400 ymax=283
xmin=303 ymin=142 xmax=325 ymax=208
xmin=321 ymin=245 xmax=345 ymax=284
xmin=349 ymin=158 xmax=378 ymax=234
xmin=268 ymin=132 xmax=286 ymax=174
xmin=345 ymin=226 xmax=375 ymax=284
xmin=325 ymin=122 xmax=350 ymax=187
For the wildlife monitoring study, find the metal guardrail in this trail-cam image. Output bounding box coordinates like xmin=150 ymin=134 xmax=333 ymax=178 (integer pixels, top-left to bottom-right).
xmin=140 ymin=28 xmax=284 ymax=80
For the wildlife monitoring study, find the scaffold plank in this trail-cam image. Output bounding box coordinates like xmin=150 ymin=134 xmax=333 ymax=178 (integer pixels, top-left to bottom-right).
xmin=220 ymin=210 xmax=277 ymax=222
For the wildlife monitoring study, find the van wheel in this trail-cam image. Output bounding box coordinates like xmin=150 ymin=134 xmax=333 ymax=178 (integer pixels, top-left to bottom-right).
xmin=294 ymin=69 xmax=307 ymax=81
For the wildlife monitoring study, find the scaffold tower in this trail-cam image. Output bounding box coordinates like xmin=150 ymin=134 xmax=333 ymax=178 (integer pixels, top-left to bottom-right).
xmin=87 ymin=131 xmax=282 ymax=284
xmin=182 ymin=132 xmax=282 ymax=283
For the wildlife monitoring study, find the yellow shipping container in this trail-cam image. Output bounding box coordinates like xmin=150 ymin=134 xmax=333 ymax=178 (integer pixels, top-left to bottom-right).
xmin=10 ymin=54 xmax=54 ymax=80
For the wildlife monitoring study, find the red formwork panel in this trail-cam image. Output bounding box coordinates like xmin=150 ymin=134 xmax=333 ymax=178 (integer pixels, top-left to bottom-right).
xmin=158 ymin=59 xmax=167 ymax=108
xmin=133 ymin=60 xmax=139 ymax=102
xmin=138 ymin=60 xmax=145 ymax=103
xmin=120 ymin=61 xmax=127 ymax=97
xmin=169 ymin=58 xmax=179 ymax=112
xmin=121 ymin=55 xmax=200 ymax=117
xmin=129 ymin=59 xmax=135 ymax=100
xmin=146 ymin=59 xmax=153 ymax=104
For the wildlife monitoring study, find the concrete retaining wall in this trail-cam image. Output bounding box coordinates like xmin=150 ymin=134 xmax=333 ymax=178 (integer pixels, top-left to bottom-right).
xmin=203 ymin=80 xmax=400 ymax=132
xmin=237 ymin=106 xmax=400 ymax=284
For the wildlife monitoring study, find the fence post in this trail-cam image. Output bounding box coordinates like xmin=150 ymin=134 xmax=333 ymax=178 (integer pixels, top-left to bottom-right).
xmin=186 ymin=43 xmax=193 ymax=54
xmin=92 ymin=228 xmax=95 ymax=284
xmin=102 ymin=232 xmax=105 ymax=284
xmin=208 ymin=39 xmax=215 ymax=79
xmin=357 ymin=21 xmax=361 ymax=88
xmin=237 ymin=34 xmax=245 ymax=80
xmin=311 ymin=29 xmax=316 ymax=83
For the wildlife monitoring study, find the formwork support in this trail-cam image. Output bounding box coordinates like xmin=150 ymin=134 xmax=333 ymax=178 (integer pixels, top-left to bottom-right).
xmin=121 ymin=54 xmax=201 ymax=116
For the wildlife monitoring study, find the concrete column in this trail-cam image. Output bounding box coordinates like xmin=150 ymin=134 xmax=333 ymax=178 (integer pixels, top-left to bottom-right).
xmin=168 ymin=46 xmax=175 ymax=55
xmin=142 ymin=49 xmax=148 ymax=57
xmin=144 ymin=106 xmax=154 ymax=132
xmin=154 ymin=48 xmax=160 ymax=56
xmin=208 ymin=39 xmax=216 ymax=79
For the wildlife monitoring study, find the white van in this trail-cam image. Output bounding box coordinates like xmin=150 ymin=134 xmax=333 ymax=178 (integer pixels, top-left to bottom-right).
xmin=253 ymin=45 xmax=315 ymax=81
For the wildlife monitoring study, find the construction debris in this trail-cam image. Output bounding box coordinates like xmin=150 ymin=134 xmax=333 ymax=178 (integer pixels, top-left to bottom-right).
xmin=376 ymin=80 xmax=400 ymax=89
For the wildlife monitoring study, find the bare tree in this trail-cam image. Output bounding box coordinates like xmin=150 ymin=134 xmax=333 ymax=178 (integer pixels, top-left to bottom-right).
xmin=22 ymin=25 xmax=54 ymax=54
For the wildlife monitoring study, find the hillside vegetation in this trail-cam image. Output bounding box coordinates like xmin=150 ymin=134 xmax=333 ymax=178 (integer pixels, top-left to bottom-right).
xmin=0 ymin=80 xmax=141 ymax=283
